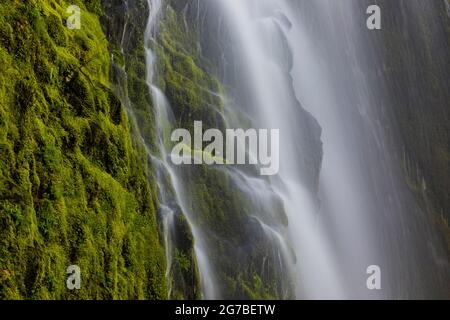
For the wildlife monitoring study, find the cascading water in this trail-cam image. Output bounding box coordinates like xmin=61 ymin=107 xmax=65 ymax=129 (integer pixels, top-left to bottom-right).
xmin=144 ymin=0 xmax=220 ymax=299
xmin=284 ymin=0 xmax=449 ymax=298
xmin=143 ymin=0 xmax=298 ymax=299
xmin=212 ymin=0 xmax=346 ymax=299
xmin=209 ymin=0 xmax=449 ymax=298
xmin=140 ymin=0 xmax=449 ymax=299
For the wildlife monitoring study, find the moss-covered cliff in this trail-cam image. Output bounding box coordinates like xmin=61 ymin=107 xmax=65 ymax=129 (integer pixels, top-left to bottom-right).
xmin=0 ymin=0 xmax=322 ymax=300
xmin=0 ymin=0 xmax=167 ymax=299
xmin=3 ymin=0 xmax=445 ymax=301
xmin=150 ymin=1 xmax=310 ymax=299
xmin=102 ymin=0 xmax=202 ymax=300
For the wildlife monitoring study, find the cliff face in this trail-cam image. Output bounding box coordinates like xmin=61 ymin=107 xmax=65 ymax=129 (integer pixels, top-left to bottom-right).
xmin=344 ymin=0 xmax=450 ymax=253
xmin=0 ymin=0 xmax=166 ymax=299
xmin=102 ymin=0 xmax=203 ymax=300
xmin=151 ymin=1 xmax=296 ymax=299
xmin=373 ymin=0 xmax=450 ymax=248
xmin=285 ymin=0 xmax=449 ymax=297
xmin=1 ymin=0 xmax=448 ymax=300
xmin=362 ymin=0 xmax=450 ymax=294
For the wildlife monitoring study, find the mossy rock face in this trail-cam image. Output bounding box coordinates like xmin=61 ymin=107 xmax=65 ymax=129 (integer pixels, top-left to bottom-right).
xmin=150 ymin=3 xmax=294 ymax=299
xmin=155 ymin=6 xmax=225 ymax=132
xmin=102 ymin=0 xmax=202 ymax=299
xmin=0 ymin=0 xmax=166 ymax=299
xmin=174 ymin=164 xmax=292 ymax=299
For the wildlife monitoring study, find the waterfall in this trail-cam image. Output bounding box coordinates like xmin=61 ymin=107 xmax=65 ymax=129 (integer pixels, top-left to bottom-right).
xmin=211 ymin=0 xmax=347 ymax=299
xmin=284 ymin=0 xmax=449 ymax=298
xmin=144 ymin=0 xmax=298 ymax=299
xmin=211 ymin=0 xmax=450 ymax=298
xmin=144 ymin=0 xmax=220 ymax=299
xmin=141 ymin=0 xmax=449 ymax=299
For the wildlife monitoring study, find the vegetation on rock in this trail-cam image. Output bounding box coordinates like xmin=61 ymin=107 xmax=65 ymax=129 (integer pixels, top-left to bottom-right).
xmin=0 ymin=0 xmax=166 ymax=299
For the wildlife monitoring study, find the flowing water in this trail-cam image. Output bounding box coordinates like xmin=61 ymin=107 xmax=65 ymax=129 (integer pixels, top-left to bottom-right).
xmin=211 ymin=0 xmax=348 ymax=299
xmin=144 ymin=0 xmax=221 ymax=299
xmin=141 ymin=0 xmax=449 ymax=299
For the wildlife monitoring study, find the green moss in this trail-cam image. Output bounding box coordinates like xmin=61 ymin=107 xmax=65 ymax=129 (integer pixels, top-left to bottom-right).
xmin=241 ymin=274 xmax=277 ymax=300
xmin=154 ymin=7 xmax=224 ymax=131
xmin=150 ymin=4 xmax=290 ymax=299
xmin=0 ymin=0 xmax=166 ymax=299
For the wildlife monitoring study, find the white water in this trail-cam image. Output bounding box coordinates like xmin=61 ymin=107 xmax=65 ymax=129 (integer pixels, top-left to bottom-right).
xmin=213 ymin=0 xmax=348 ymax=298
xmin=143 ymin=0 xmax=370 ymax=299
xmin=144 ymin=0 xmax=219 ymax=299
xmin=140 ymin=0 xmax=449 ymax=299
xmin=284 ymin=0 xmax=380 ymax=298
